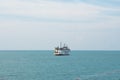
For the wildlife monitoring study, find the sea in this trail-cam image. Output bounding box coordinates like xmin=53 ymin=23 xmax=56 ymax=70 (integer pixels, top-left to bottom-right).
xmin=0 ymin=50 xmax=120 ymax=80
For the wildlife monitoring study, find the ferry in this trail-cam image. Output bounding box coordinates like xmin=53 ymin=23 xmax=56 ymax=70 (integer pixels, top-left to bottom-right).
xmin=54 ymin=43 xmax=70 ymax=56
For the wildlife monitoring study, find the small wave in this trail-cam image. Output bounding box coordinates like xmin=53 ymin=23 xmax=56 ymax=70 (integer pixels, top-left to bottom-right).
xmin=7 ymin=74 xmax=17 ymax=77
xmin=0 ymin=76 xmax=6 ymax=80
xmin=75 ymin=69 xmax=120 ymax=80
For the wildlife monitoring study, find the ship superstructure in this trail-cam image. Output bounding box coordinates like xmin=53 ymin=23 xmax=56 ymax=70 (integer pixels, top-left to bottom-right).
xmin=54 ymin=43 xmax=70 ymax=56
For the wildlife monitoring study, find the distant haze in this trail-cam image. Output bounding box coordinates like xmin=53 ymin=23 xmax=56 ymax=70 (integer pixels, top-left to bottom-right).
xmin=0 ymin=0 xmax=120 ymax=50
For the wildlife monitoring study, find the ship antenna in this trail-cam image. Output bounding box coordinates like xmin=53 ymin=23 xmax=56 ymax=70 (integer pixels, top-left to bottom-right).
xmin=60 ymin=42 xmax=62 ymax=48
xmin=64 ymin=43 xmax=65 ymax=47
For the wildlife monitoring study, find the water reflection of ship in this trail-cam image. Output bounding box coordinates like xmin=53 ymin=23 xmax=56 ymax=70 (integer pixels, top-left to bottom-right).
xmin=54 ymin=42 xmax=70 ymax=56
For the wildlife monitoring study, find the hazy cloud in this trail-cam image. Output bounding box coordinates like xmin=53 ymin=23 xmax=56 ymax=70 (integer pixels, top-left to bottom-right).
xmin=0 ymin=0 xmax=120 ymax=50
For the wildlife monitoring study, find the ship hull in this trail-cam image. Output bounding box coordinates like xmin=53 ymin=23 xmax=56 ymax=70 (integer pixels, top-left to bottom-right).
xmin=54 ymin=53 xmax=69 ymax=56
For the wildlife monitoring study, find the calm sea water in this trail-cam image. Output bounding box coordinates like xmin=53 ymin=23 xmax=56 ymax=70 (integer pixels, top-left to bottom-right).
xmin=0 ymin=50 xmax=120 ymax=80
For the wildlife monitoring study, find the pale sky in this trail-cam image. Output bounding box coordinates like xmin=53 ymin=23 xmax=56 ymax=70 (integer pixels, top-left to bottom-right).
xmin=0 ymin=0 xmax=120 ymax=50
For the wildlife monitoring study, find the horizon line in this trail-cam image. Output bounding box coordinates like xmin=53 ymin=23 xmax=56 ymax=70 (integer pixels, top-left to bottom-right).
xmin=0 ymin=50 xmax=120 ymax=51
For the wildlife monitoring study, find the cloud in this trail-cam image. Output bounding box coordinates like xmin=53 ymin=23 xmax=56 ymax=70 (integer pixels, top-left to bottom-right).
xmin=0 ymin=0 xmax=114 ymax=20
xmin=0 ymin=15 xmax=119 ymax=34
xmin=0 ymin=0 xmax=119 ymax=23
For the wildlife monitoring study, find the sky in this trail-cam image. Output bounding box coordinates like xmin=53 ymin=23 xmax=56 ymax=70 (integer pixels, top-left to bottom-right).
xmin=0 ymin=0 xmax=120 ymax=50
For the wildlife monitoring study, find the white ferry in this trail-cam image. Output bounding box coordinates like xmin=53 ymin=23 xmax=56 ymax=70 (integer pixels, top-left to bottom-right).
xmin=54 ymin=43 xmax=70 ymax=56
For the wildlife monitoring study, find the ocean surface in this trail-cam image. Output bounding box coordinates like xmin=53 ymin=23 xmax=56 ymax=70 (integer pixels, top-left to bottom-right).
xmin=0 ymin=50 xmax=120 ymax=80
